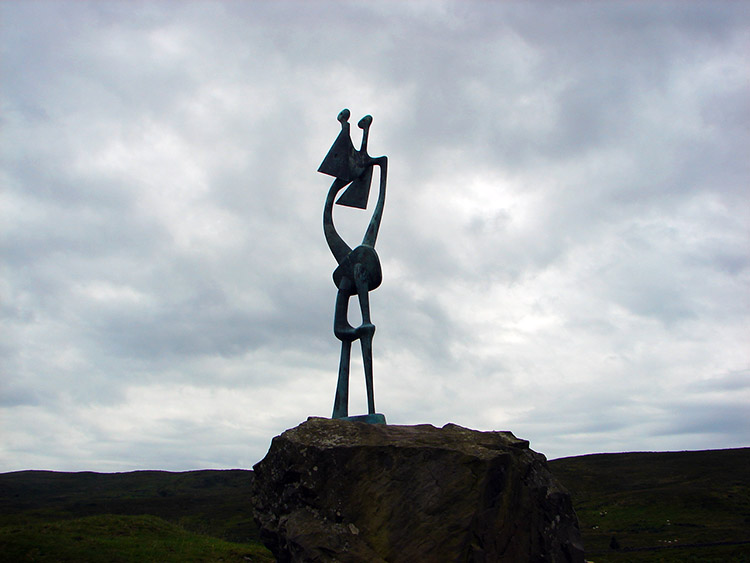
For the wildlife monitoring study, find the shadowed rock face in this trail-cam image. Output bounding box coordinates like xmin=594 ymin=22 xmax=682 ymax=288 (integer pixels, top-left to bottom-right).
xmin=252 ymin=418 xmax=584 ymax=563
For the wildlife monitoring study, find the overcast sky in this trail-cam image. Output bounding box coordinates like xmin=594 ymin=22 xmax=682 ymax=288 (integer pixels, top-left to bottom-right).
xmin=2 ymin=1 xmax=748 ymax=472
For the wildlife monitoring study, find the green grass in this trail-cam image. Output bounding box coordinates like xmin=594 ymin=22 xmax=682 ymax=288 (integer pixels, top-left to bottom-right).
xmin=581 ymin=543 xmax=750 ymax=563
xmin=2 ymin=448 xmax=748 ymax=562
xmin=0 ymin=514 xmax=273 ymax=562
xmin=549 ymin=448 xmax=750 ymax=563
xmin=0 ymin=470 xmax=274 ymax=563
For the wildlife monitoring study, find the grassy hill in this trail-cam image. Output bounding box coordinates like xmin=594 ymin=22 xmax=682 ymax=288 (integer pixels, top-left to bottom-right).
xmin=549 ymin=447 xmax=750 ymax=562
xmin=0 ymin=469 xmax=274 ymax=562
xmin=1 ymin=448 xmax=748 ymax=562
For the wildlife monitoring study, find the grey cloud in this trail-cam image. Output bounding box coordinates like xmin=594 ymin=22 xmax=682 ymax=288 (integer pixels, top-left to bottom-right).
xmin=652 ymin=399 xmax=750 ymax=440
xmin=1 ymin=1 xmax=748 ymax=471
xmin=689 ymin=370 xmax=750 ymax=393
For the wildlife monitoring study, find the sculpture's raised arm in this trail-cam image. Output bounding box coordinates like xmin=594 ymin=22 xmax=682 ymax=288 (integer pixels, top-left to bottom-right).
xmin=362 ymin=155 xmax=387 ymax=248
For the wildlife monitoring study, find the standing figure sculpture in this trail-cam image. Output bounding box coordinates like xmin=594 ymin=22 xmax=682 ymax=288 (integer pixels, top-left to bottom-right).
xmin=319 ymin=109 xmax=388 ymax=423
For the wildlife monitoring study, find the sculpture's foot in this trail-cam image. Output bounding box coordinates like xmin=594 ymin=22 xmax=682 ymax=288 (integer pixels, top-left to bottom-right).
xmin=335 ymin=413 xmax=387 ymax=425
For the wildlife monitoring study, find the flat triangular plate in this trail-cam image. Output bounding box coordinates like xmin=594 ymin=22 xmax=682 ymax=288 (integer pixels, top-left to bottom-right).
xmin=336 ymin=166 xmax=373 ymax=209
xmin=318 ymin=130 xmax=355 ymax=182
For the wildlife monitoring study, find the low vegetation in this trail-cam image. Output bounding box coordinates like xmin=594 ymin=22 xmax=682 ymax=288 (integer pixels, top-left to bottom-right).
xmin=0 ymin=469 xmax=274 ymax=562
xmin=549 ymin=448 xmax=750 ymax=563
xmin=1 ymin=448 xmax=747 ymax=562
xmin=0 ymin=513 xmax=272 ymax=562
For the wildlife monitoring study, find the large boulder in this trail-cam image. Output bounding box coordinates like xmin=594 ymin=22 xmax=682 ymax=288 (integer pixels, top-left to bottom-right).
xmin=252 ymin=418 xmax=584 ymax=562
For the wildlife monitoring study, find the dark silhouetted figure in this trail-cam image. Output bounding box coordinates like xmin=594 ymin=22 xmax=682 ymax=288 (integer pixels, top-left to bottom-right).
xmin=319 ymin=109 xmax=387 ymax=422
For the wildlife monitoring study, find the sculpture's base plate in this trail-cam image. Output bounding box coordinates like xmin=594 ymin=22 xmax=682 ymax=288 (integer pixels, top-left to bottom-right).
xmin=335 ymin=413 xmax=387 ymax=424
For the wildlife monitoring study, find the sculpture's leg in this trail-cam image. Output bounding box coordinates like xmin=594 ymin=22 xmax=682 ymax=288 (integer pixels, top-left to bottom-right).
xmin=361 ymin=332 xmax=375 ymax=415
xmin=354 ymin=264 xmax=376 ymax=415
xmin=332 ymin=340 xmax=351 ymax=418
xmin=332 ymin=279 xmax=356 ymax=419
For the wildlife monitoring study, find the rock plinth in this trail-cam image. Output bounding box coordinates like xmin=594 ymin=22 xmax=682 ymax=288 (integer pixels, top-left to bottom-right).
xmin=252 ymin=418 xmax=584 ymax=563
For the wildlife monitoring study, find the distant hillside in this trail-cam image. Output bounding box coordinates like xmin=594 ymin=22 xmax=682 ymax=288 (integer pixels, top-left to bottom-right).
xmin=549 ymin=447 xmax=750 ymax=562
xmin=0 ymin=469 xmax=259 ymax=542
xmin=1 ymin=447 xmax=748 ymax=562
xmin=0 ymin=469 xmax=273 ymax=562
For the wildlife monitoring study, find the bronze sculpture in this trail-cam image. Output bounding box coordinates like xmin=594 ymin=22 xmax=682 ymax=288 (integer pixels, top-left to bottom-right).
xmin=319 ymin=109 xmax=387 ymax=423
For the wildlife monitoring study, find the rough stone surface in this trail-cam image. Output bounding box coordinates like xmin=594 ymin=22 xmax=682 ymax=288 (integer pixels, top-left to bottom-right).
xmin=252 ymin=418 xmax=584 ymax=562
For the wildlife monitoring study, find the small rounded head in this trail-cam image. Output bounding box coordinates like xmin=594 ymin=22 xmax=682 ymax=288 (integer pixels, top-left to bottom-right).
xmin=358 ymin=115 xmax=373 ymax=129
xmin=337 ymin=109 xmax=350 ymax=123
